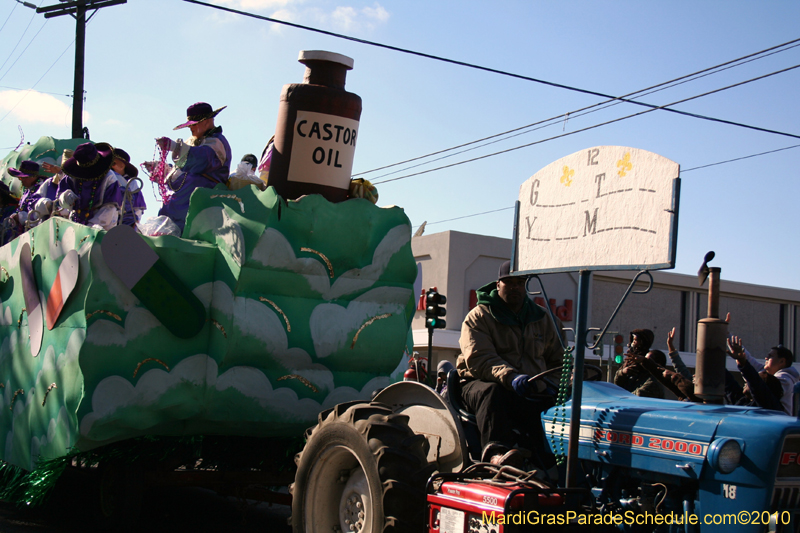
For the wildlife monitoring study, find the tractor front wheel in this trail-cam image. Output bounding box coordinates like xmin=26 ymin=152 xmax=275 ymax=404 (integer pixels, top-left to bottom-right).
xmin=291 ymin=402 xmax=433 ymax=533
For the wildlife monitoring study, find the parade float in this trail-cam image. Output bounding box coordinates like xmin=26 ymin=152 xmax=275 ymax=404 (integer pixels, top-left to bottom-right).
xmin=0 ymin=51 xmax=417 ymax=523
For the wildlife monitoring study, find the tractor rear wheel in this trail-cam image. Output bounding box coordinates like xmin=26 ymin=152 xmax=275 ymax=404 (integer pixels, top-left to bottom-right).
xmin=291 ymin=402 xmax=433 ymax=533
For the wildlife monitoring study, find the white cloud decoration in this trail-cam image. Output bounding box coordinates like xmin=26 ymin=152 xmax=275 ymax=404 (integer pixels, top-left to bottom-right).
xmin=250 ymin=224 xmax=410 ymax=300
xmin=79 ymin=355 xmax=390 ymax=441
xmin=310 ymin=286 xmax=411 ymax=358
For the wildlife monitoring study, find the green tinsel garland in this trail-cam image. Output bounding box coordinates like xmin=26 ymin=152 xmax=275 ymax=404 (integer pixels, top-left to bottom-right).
xmin=0 ymin=434 xmax=304 ymax=508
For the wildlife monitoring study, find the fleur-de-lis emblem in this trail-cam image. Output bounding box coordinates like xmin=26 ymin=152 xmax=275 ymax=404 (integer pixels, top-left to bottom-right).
xmin=560 ymin=166 xmax=574 ymax=187
xmin=617 ymin=152 xmax=632 ymax=177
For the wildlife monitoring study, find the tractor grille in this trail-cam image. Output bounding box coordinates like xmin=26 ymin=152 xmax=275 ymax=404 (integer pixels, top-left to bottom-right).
xmin=766 ymin=508 xmax=800 ymax=533
xmin=768 ymin=494 xmax=800 ymax=533
xmin=772 ymin=434 xmax=800 ymax=533
xmin=773 ymin=487 xmax=800 ymax=510
xmin=771 ymin=485 xmax=800 ymax=532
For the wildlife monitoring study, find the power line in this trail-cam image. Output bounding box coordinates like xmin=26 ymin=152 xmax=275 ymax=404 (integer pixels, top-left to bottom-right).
xmin=373 ymin=63 xmax=800 ymax=185
xmin=184 ymin=0 xmax=800 ymax=143
xmin=365 ymin=56 xmax=800 ymax=182
xmin=0 ymin=17 xmax=48 ymax=84
xmin=415 ymin=206 xmax=515 ymax=229
xmin=0 ymin=0 xmax=41 ymax=78
xmin=0 ymin=10 xmax=102 ymax=128
xmin=0 ymin=85 xmax=69 ymax=97
xmin=0 ymin=4 xmax=19 ymax=35
xmin=355 ymin=37 xmax=800 ymax=178
xmin=0 ymin=37 xmax=75 ymax=125
xmin=682 ymin=144 xmax=800 ymax=172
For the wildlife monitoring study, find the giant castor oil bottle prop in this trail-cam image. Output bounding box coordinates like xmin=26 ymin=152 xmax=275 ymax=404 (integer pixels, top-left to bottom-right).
xmin=268 ymin=50 xmax=362 ymax=202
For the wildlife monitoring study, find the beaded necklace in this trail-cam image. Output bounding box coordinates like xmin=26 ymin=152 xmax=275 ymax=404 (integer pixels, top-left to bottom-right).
xmin=69 ymin=176 xmax=101 ymax=225
xmin=167 ymin=169 xmax=188 ymax=193
xmin=144 ymin=143 xmax=172 ymax=205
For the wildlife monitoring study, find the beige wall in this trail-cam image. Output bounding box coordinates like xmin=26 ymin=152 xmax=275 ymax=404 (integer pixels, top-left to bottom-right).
xmin=411 ymin=231 xmax=510 ymax=335
xmin=597 ymin=270 xmax=800 ymax=358
xmin=591 ymin=278 xmax=683 ymax=354
xmin=716 ymin=296 xmax=780 ymax=358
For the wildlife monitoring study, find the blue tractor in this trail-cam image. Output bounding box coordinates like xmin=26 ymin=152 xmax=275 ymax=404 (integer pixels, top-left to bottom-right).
xmin=296 ymin=369 xmax=800 ymax=532
xmin=541 ymin=381 xmax=800 ymax=531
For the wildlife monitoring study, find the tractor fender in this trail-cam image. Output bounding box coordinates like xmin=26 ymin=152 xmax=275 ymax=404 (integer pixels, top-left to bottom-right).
xmin=373 ymin=381 xmax=467 ymax=473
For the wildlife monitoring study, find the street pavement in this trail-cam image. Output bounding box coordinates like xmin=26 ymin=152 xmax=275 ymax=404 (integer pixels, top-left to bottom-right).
xmin=0 ymin=484 xmax=292 ymax=532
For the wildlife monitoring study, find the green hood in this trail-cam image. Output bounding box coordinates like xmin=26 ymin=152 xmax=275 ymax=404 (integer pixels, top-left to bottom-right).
xmin=475 ymin=280 xmax=545 ymax=327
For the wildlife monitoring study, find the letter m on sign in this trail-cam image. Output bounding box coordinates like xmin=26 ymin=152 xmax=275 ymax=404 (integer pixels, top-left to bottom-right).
xmin=584 ymin=208 xmax=598 ymax=237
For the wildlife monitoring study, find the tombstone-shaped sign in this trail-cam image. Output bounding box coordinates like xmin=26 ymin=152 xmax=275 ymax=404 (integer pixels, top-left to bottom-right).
xmin=515 ymin=146 xmax=680 ymax=274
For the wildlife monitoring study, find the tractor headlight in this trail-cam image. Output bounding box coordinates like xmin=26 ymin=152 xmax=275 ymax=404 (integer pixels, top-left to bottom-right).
xmin=709 ymin=438 xmax=742 ymax=474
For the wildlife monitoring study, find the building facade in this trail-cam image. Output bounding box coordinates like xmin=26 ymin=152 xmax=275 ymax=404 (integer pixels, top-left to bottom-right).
xmin=412 ymin=230 xmax=800 ymax=377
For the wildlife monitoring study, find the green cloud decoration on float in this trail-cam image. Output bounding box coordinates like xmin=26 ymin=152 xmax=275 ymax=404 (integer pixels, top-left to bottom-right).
xmin=0 ymin=172 xmax=416 ymax=471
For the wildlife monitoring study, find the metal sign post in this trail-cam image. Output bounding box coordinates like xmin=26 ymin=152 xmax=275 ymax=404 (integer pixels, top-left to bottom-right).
xmin=565 ymin=270 xmax=590 ymax=487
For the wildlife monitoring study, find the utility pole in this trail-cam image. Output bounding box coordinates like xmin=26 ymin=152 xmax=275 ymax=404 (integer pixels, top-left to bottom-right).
xmin=35 ymin=0 xmax=127 ymax=139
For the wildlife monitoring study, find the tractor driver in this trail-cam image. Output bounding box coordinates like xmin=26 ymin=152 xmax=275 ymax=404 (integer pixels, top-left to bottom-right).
xmin=457 ymin=261 xmax=564 ymax=471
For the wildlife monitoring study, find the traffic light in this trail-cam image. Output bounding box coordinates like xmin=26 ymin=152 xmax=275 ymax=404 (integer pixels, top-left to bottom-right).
xmin=425 ymin=288 xmax=447 ymax=329
xmin=614 ymin=334 xmax=625 ymax=364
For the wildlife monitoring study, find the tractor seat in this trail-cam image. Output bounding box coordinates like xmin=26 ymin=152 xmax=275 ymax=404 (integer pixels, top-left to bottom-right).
xmin=446 ymin=369 xmax=477 ymax=425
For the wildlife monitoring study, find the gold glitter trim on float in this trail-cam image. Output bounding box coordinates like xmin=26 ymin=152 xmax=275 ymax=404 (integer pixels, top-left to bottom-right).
xmin=9 ymin=389 xmax=24 ymax=411
xmin=259 ymin=297 xmax=291 ymax=332
xmin=208 ymin=318 xmax=227 ymax=338
xmin=301 ymin=247 xmax=334 ymax=278
xmin=133 ymin=358 xmax=170 ymax=378
xmin=351 ymin=313 xmax=392 ymax=349
xmin=42 ymin=383 xmax=57 ymax=406
xmin=277 ymin=374 xmax=318 ymax=393
xmin=85 ymin=310 xmax=122 ymax=322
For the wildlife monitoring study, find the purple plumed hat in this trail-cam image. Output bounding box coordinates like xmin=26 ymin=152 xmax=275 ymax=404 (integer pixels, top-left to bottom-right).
xmin=62 ymin=142 xmax=114 ymax=181
xmin=174 ymin=102 xmax=226 ymax=130
xmin=8 ymin=160 xmax=40 ymax=180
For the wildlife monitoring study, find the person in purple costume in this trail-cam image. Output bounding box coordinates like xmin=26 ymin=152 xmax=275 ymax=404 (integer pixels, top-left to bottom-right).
xmin=111 ymin=147 xmax=147 ymax=227
xmin=156 ymin=102 xmax=232 ymax=232
xmin=5 ymin=160 xmax=50 ymax=239
xmin=8 ymin=160 xmax=44 ymax=216
xmin=57 ymin=142 xmax=124 ymax=230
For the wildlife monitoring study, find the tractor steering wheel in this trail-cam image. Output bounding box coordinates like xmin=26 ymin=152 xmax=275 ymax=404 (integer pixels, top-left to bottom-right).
xmin=526 ymin=363 xmax=603 ymax=397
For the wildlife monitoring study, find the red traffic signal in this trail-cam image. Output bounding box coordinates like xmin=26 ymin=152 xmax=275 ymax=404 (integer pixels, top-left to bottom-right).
xmin=613 ymin=334 xmax=624 ymax=355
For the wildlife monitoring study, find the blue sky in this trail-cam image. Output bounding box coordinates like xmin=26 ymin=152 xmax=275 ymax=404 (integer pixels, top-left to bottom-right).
xmin=1 ymin=0 xmax=798 ymax=290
